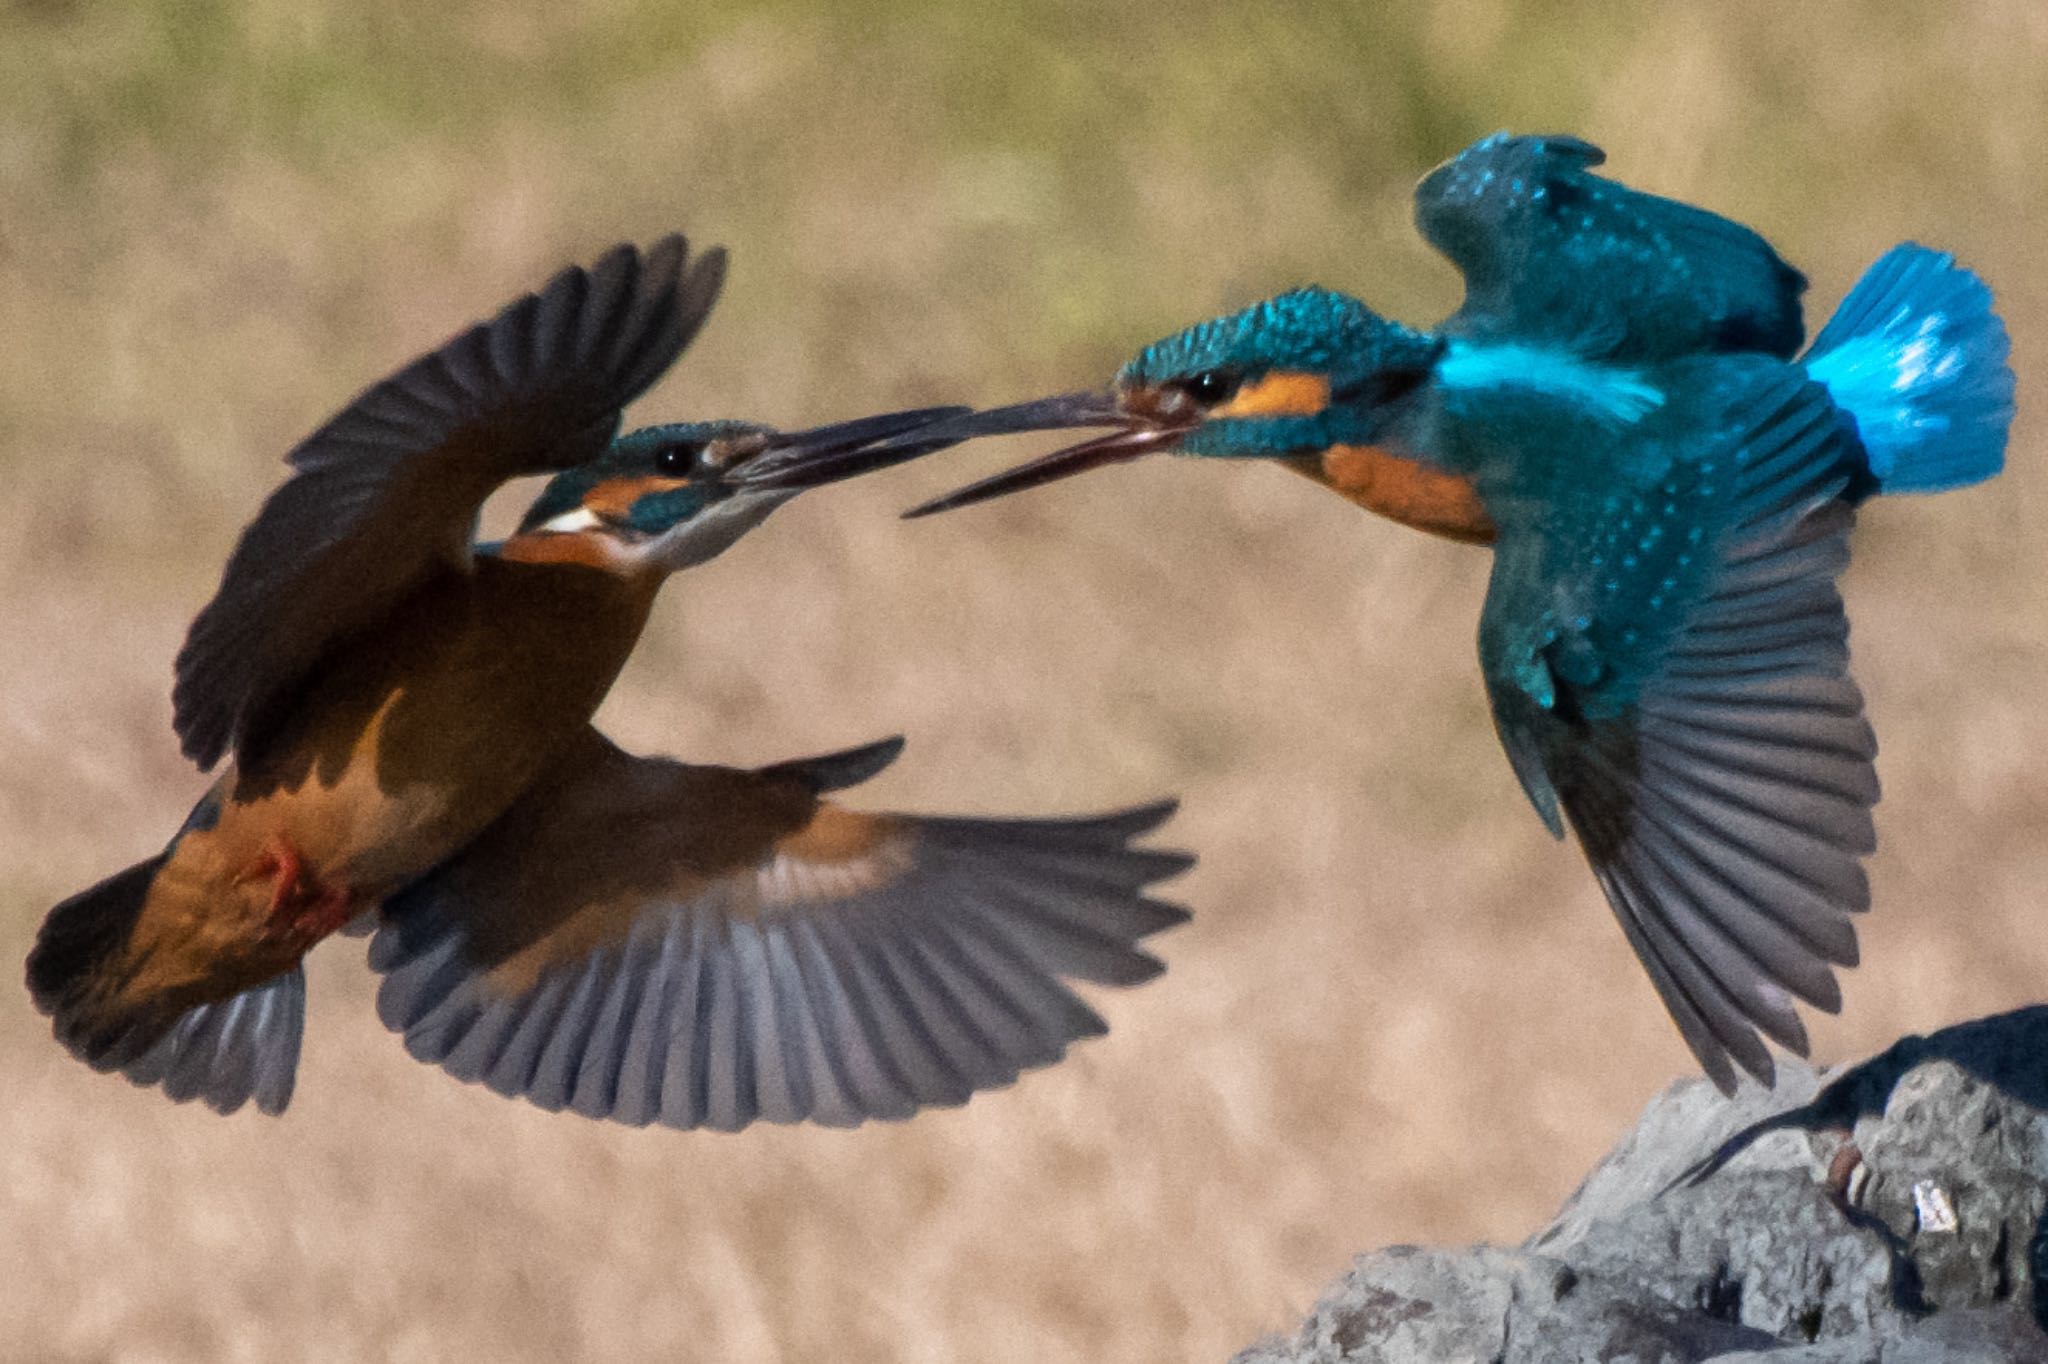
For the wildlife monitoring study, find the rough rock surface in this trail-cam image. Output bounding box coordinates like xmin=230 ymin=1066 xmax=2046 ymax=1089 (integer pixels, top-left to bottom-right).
xmin=1236 ymin=1008 xmax=2048 ymax=1363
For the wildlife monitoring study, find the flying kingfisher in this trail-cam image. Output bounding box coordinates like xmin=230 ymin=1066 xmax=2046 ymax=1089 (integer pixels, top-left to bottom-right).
xmin=28 ymin=235 xmax=1192 ymax=1126
xmin=877 ymin=133 xmax=2016 ymax=1092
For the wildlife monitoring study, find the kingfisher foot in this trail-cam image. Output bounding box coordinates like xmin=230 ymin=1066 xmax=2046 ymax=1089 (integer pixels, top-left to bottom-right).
xmin=1823 ymin=1136 xmax=1867 ymax=1212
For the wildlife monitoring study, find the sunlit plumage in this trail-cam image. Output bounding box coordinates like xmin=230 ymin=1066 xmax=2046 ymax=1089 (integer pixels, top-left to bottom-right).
xmin=887 ymin=133 xmax=2016 ymax=1091
xmin=27 ymin=236 xmax=1193 ymax=1124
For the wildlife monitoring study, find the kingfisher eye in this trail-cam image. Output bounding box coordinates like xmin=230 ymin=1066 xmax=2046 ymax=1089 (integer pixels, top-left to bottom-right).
xmin=656 ymin=442 xmax=703 ymax=475
xmin=1181 ymin=370 xmax=1243 ymax=405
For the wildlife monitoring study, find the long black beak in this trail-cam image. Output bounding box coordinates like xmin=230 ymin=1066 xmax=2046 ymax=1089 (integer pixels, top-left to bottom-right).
xmin=731 ymin=406 xmax=974 ymax=491
xmin=878 ymin=390 xmax=1194 ymax=519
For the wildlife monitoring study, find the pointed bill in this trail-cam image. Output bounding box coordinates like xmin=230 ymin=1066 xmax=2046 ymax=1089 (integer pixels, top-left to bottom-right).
xmin=731 ymin=406 xmax=972 ymax=491
xmin=903 ymin=423 xmax=1188 ymax=518
xmin=880 ymin=390 xmax=1195 ymax=519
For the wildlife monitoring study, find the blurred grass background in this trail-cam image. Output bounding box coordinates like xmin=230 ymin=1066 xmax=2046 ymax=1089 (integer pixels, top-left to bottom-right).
xmin=3 ymin=1 xmax=2045 ymax=1359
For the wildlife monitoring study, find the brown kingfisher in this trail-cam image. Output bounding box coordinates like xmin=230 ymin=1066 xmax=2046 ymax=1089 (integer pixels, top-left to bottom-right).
xmin=27 ymin=235 xmax=1193 ymax=1127
xmin=868 ymin=134 xmax=2016 ymax=1092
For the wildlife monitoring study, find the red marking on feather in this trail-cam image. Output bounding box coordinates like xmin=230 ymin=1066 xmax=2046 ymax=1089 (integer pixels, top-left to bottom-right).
xmin=239 ymin=835 xmax=354 ymax=947
xmin=1286 ymin=444 xmax=1497 ymax=544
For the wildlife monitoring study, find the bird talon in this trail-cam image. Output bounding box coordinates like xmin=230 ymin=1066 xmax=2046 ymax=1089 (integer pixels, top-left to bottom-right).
xmin=1824 ymin=1139 xmax=1866 ymax=1210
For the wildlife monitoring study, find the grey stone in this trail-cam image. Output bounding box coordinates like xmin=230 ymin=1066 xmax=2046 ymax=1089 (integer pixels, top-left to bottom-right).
xmin=1234 ymin=1008 xmax=2048 ymax=1363
xmin=1707 ymin=1307 xmax=2048 ymax=1362
xmin=1234 ymin=1243 xmax=1779 ymax=1364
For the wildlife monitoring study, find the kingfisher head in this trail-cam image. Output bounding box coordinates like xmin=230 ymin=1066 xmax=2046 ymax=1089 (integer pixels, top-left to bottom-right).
xmin=510 ymin=407 xmax=963 ymax=572
xmin=891 ymin=288 xmax=1443 ymax=516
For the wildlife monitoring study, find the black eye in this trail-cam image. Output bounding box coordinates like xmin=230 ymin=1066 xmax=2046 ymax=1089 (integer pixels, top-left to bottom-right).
xmin=1181 ymin=370 xmax=1242 ymax=405
xmin=656 ymin=442 xmax=702 ymax=475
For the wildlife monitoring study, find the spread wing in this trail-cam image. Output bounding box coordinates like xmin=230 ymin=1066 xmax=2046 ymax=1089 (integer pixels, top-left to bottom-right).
xmin=1415 ymin=133 xmax=1806 ymax=361
xmin=368 ymin=733 xmax=1193 ymax=1130
xmin=173 ymin=236 xmax=725 ymax=769
xmin=1478 ymin=364 xmax=1877 ymax=1091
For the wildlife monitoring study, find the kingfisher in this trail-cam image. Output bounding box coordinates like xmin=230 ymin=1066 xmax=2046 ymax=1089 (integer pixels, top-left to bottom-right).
xmin=877 ymin=134 xmax=2016 ymax=1092
xmin=28 ymin=235 xmax=1193 ymax=1127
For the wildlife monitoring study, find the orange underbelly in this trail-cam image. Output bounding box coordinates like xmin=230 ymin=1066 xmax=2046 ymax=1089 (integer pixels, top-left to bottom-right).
xmin=1285 ymin=444 xmax=1496 ymax=545
xmin=119 ymin=562 xmax=655 ymax=1009
xmin=121 ymin=698 xmax=481 ymax=1007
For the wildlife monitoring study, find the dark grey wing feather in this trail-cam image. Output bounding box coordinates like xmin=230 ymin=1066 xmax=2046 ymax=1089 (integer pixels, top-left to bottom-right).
xmin=1480 ymin=366 xmax=1875 ymax=1091
xmin=1416 ymin=133 xmax=1806 ymax=360
xmin=173 ymin=236 xmax=725 ymax=769
xmin=369 ymin=733 xmax=1191 ymax=1130
xmin=114 ymin=968 xmax=306 ymax=1116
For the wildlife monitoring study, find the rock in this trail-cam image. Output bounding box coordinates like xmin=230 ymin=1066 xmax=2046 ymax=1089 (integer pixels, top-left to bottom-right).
xmin=1706 ymin=1307 xmax=2048 ymax=1363
xmin=1232 ymin=1243 xmax=1780 ymax=1364
xmin=1235 ymin=1008 xmax=2048 ymax=1363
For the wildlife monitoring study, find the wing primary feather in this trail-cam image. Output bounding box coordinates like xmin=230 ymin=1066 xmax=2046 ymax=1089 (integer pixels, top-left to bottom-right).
xmin=951 ymin=873 xmax=1172 ymax=987
xmin=802 ymin=912 xmax=925 ymax=1116
xmin=660 ymin=909 xmax=720 ymax=1130
xmin=877 ymin=926 xmax=1013 ymax=1091
xmin=482 ymin=971 xmax=574 ymax=1100
xmin=772 ymin=917 xmax=871 ymax=1125
xmin=911 ymin=916 xmax=1064 ymax=1069
xmin=696 ymin=914 xmax=757 ymax=1132
xmin=734 ymin=919 xmax=810 ymax=1125
xmin=526 ymin=954 xmax=610 ymax=1112
xmin=567 ymin=929 xmax=657 ymax=1120
xmin=835 ymin=924 xmax=975 ymax=1108
xmin=1612 ymin=837 xmax=1815 ymax=1052
xmin=613 ymin=914 xmax=689 ymax=1127
xmin=944 ymin=910 xmax=1109 ymax=1045
xmin=570 ymin=242 xmax=641 ymax=366
xmin=1572 ymin=784 xmax=1754 ymax=1093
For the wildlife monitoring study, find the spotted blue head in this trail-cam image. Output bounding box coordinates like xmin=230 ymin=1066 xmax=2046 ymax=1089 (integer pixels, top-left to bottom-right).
xmin=513 ymin=408 xmax=966 ymax=572
xmin=886 ymin=288 xmax=1443 ymax=516
xmin=1119 ymin=288 xmax=1440 ymax=454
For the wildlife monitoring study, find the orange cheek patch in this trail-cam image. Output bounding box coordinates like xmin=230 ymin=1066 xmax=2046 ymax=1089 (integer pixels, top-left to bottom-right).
xmin=583 ymin=475 xmax=690 ymax=522
xmin=1213 ymin=370 xmax=1331 ymax=418
xmin=1289 ymin=444 xmax=1497 ymax=545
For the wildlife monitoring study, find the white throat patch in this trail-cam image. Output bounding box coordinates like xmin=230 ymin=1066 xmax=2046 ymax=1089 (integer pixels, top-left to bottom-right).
xmin=535 ymin=506 xmax=604 ymax=535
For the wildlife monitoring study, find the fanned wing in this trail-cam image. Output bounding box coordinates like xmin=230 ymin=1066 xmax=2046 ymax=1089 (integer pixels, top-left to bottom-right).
xmin=173 ymin=236 xmax=726 ymax=769
xmin=114 ymin=968 xmax=306 ymax=1117
xmin=1416 ymin=133 xmax=1806 ymax=361
xmin=29 ymin=850 xmax=305 ymax=1116
xmin=369 ymin=733 xmax=1193 ymax=1129
xmin=1479 ymin=365 xmax=1876 ymax=1091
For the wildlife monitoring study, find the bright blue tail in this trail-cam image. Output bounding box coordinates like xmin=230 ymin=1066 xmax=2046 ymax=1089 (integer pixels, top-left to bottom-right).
xmin=1803 ymin=243 xmax=2014 ymax=496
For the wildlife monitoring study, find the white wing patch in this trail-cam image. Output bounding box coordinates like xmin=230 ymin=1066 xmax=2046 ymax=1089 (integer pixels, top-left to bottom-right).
xmin=754 ymin=842 xmax=914 ymax=909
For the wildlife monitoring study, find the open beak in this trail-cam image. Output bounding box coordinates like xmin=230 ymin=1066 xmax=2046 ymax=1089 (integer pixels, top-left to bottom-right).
xmin=871 ymin=389 xmax=1197 ymax=519
xmin=730 ymin=406 xmax=974 ymax=492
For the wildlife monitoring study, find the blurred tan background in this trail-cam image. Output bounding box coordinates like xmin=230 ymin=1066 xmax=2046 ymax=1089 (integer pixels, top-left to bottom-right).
xmin=3 ymin=2 xmax=2045 ymax=1359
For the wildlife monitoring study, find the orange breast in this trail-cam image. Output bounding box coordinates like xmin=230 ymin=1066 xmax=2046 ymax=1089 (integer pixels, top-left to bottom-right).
xmin=118 ymin=559 xmax=661 ymax=1013
xmin=1285 ymin=444 xmax=1496 ymax=545
xmin=497 ymin=530 xmax=634 ymax=570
